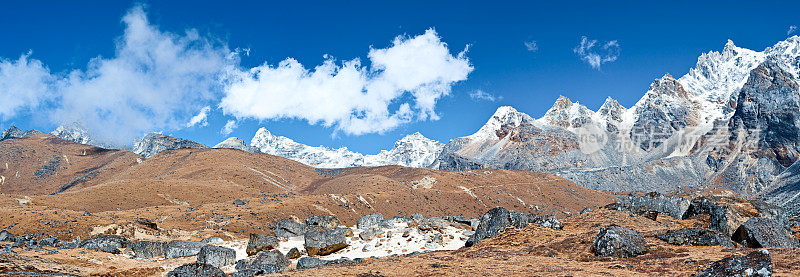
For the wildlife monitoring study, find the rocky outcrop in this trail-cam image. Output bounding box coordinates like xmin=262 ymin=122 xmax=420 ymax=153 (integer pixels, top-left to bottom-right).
xmin=235 ymin=250 xmax=289 ymax=275
xmin=167 ymin=263 xmax=226 ymax=277
xmin=682 ymin=196 xmax=790 ymax=236
xmin=274 ymin=220 xmax=307 ymax=238
xmin=1 ymin=126 xmax=41 ymax=141
xmin=616 ymin=192 xmax=690 ymax=219
xmin=246 ymin=233 xmax=278 ymax=256
xmin=657 ymin=228 xmax=735 ymax=248
xmin=465 ymin=207 xmax=562 ymax=247
xmin=165 ymin=241 xmax=206 ymax=258
xmin=306 ymin=215 xmax=340 ymax=230
xmin=80 ymin=235 xmax=129 ymax=254
xmin=697 ymin=250 xmax=772 ymax=277
xmin=197 ymin=245 xmax=236 ymax=267
xmin=591 ymin=225 xmax=648 ymax=258
xmin=131 ymin=241 xmax=166 ymax=259
xmin=132 ymin=133 xmax=208 ymax=158
xmin=304 ymin=227 xmax=348 ymax=256
xmin=732 ymin=217 xmax=798 ymax=248
xmin=357 ymin=213 xmax=384 ymax=229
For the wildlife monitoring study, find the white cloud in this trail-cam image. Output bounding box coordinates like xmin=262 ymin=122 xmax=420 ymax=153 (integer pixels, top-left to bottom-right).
xmin=789 ymin=25 xmax=798 ymax=36
xmin=0 ymin=6 xmax=236 ymax=145
xmin=186 ymin=106 xmax=211 ymax=127
xmin=524 ymin=40 xmax=538 ymax=52
xmin=221 ymin=119 xmax=237 ymax=135
xmin=573 ymin=36 xmax=620 ymax=70
xmin=220 ymin=29 xmax=473 ymax=135
xmin=469 ymin=89 xmax=501 ymax=102
xmin=0 ymin=52 xmax=53 ymax=119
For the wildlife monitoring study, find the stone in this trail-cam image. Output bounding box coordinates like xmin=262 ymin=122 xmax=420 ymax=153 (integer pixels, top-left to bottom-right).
xmin=411 ymin=213 xmax=424 ymax=222
xmin=732 ymin=217 xmax=798 ymax=248
xmin=0 ymin=230 xmax=15 ymax=242
xmin=358 ymin=227 xmax=382 ymax=241
xmin=201 ymin=237 xmax=223 ymax=244
xmin=357 ymin=213 xmax=384 ymax=229
xmin=286 ymin=247 xmax=302 ymax=259
xmin=233 ymin=199 xmax=246 ymax=205
xmin=197 ymin=245 xmax=236 ymax=267
xmin=683 ymin=196 xmax=791 ymax=236
xmin=697 ymin=250 xmax=772 ymax=277
xmin=167 ymin=263 xmax=226 ymax=277
xmin=304 ymin=226 xmax=348 ymax=256
xmin=131 ymin=241 xmax=166 ymax=259
xmin=465 ymin=207 xmax=562 ymax=247
xmin=296 ymin=257 xmax=329 ymax=270
xmin=305 ymin=215 xmax=340 ymax=229
xmin=657 ymin=228 xmax=735 ymax=248
xmin=246 ymin=233 xmax=278 ymax=256
xmin=38 ymin=237 xmax=58 ymax=247
xmin=274 ymin=219 xmax=307 ymax=238
xmin=591 ymin=225 xmax=648 ymax=258
xmin=80 ymin=235 xmax=129 ymax=253
xmin=165 ymin=241 xmax=206 ymax=258
xmin=616 ymin=192 xmax=690 ymax=219
xmin=235 ymin=250 xmax=289 ymax=275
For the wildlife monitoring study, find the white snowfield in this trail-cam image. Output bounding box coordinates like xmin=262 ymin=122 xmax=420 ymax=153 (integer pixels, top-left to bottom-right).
xmin=215 ymin=220 xmax=470 ymax=272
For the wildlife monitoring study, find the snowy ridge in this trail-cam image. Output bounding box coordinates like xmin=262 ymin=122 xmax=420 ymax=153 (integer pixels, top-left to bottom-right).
xmin=213 ymin=137 xmax=257 ymax=152
xmin=249 ymin=127 xmax=444 ymax=168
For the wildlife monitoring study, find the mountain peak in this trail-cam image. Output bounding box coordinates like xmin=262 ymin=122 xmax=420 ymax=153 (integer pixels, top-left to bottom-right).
xmin=214 ymin=137 xmax=257 ymax=152
xmin=132 ymin=133 xmax=208 ymax=158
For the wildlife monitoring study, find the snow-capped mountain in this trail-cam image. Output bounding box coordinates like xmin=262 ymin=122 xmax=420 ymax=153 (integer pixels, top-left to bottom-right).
xmin=213 ymin=137 xmax=257 ymax=152
xmin=1 ymin=126 xmax=41 ymax=141
xmin=249 ymin=127 xmax=444 ymax=168
xmin=364 ymin=132 xmax=445 ymax=168
xmin=437 ymin=36 xmax=800 ymax=201
xmin=132 ymin=133 xmax=208 ymax=158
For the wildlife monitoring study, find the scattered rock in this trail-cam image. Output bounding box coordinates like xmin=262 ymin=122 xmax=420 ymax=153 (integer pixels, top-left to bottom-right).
xmin=246 ymin=233 xmax=278 ymax=256
xmin=732 ymin=217 xmax=798 ymax=248
xmin=235 ymin=250 xmax=289 ymax=275
xmin=233 ymin=199 xmax=246 ymax=205
xmin=696 ymin=249 xmax=772 ymax=277
xmin=274 ymin=219 xmax=307 ymax=238
xmin=657 ymin=228 xmax=735 ymax=248
xmin=131 ymin=241 xmax=166 ymax=259
xmin=167 ymin=262 xmax=226 ymax=277
xmin=357 ymin=213 xmax=384 ymax=229
xmin=465 ymin=207 xmax=562 ymax=247
xmin=0 ymin=230 xmax=16 ymax=242
xmin=305 ymin=226 xmax=348 ymax=256
xmin=197 ymin=245 xmax=236 ymax=267
xmin=683 ymin=196 xmax=790 ymax=236
xmin=286 ymin=247 xmax=301 ymax=259
xmin=591 ymin=225 xmax=648 ymax=258
xmin=306 ymin=215 xmax=340 ymax=229
xmin=165 ymin=241 xmax=206 ymax=258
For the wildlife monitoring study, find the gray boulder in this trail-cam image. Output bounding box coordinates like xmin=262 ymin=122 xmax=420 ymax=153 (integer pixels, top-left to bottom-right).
xmin=304 ymin=226 xmax=348 ymax=256
xmin=465 ymin=207 xmax=563 ymax=247
xmin=657 ymin=228 xmax=735 ymax=248
xmin=0 ymin=230 xmax=14 ymax=242
xmin=305 ymin=215 xmax=340 ymax=229
xmin=286 ymin=247 xmax=301 ymax=259
xmin=357 ymin=213 xmax=384 ymax=229
xmin=197 ymin=245 xmax=236 ymax=268
xmin=683 ymin=196 xmax=791 ymax=236
xmin=245 ymin=233 xmax=278 ymax=256
xmin=167 ymin=263 xmax=226 ymax=277
xmin=732 ymin=217 xmax=798 ymax=248
xmin=80 ymin=235 xmax=129 ymax=253
xmin=591 ymin=225 xmax=648 ymax=258
xmin=697 ymin=249 xmax=772 ymax=277
xmin=274 ymin=219 xmax=307 ymax=238
xmin=235 ymin=249 xmax=289 ymax=275
xmin=131 ymin=241 xmax=166 ymax=259
xmin=358 ymin=227 xmax=382 ymax=241
xmin=165 ymin=241 xmax=206 ymax=258
xmin=616 ymin=192 xmax=690 ymax=219
xmin=297 ymin=256 xmax=328 ymax=270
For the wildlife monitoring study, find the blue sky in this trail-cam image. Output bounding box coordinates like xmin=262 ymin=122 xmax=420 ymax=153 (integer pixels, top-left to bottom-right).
xmin=1 ymin=0 xmax=798 ymax=153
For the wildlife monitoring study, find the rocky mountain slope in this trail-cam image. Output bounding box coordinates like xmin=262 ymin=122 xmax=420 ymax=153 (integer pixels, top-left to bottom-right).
xmin=434 ymin=36 xmax=800 ymax=213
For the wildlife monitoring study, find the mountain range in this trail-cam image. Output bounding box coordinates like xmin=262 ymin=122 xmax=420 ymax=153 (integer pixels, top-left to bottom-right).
xmin=7 ymin=35 xmax=800 ymax=215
